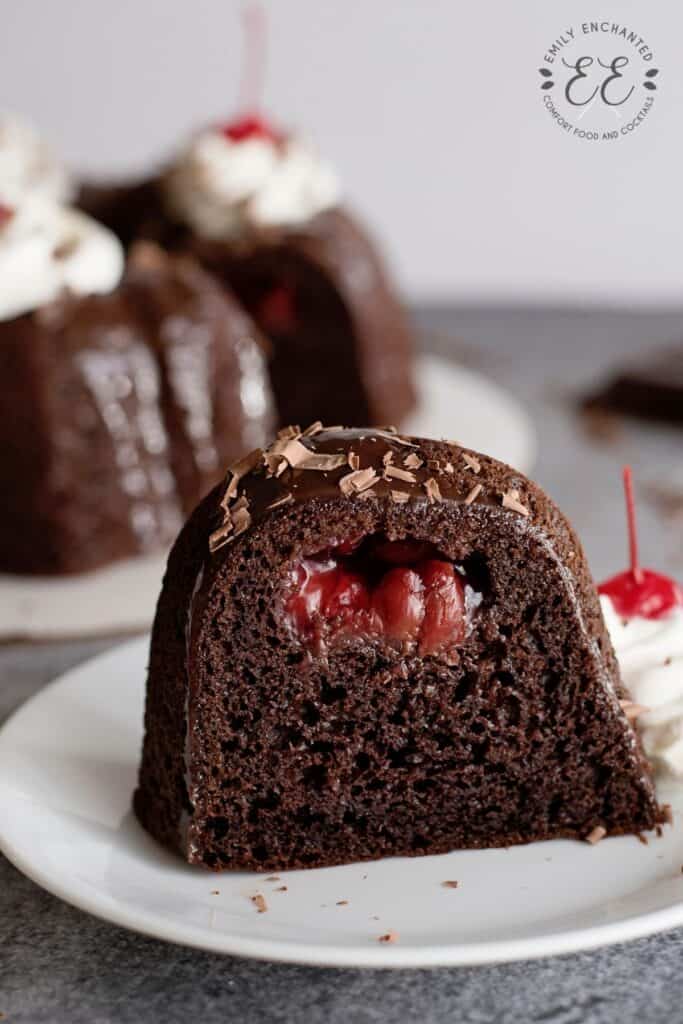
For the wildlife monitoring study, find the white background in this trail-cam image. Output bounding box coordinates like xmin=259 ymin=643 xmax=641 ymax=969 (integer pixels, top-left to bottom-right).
xmin=2 ymin=0 xmax=682 ymax=304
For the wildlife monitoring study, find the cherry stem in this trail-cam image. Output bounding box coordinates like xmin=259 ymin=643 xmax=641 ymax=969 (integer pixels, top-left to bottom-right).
xmin=237 ymin=3 xmax=267 ymax=114
xmin=623 ymin=465 xmax=644 ymax=584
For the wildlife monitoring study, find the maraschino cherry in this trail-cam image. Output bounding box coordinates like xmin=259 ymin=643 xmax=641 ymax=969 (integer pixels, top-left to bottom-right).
xmin=219 ymin=5 xmax=281 ymax=145
xmin=599 ymin=466 xmax=683 ymax=620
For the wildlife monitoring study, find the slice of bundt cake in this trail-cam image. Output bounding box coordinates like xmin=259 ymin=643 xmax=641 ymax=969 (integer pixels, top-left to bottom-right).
xmin=135 ymin=426 xmax=662 ymax=871
xmin=0 ymin=196 xmax=274 ymax=575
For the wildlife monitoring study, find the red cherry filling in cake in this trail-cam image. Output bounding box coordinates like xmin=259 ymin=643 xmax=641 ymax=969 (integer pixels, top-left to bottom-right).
xmin=282 ymin=536 xmax=478 ymax=655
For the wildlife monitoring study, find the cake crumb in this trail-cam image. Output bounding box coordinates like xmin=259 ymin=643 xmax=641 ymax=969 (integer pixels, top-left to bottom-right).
xmin=378 ymin=930 xmax=399 ymax=944
xmin=585 ymin=825 xmax=607 ymax=845
xmin=637 ymin=832 xmax=649 ymax=846
xmin=663 ymin=803 xmax=674 ymax=825
xmin=275 ymin=885 xmax=288 ymax=892
xmin=251 ymin=893 xmax=268 ymax=913
xmin=336 ymin=900 xmax=349 ymax=906
xmin=441 ymin=880 xmax=459 ymax=889
xmin=265 ymin=875 xmax=281 ymax=882
xmin=210 ymin=889 xmax=220 ymax=895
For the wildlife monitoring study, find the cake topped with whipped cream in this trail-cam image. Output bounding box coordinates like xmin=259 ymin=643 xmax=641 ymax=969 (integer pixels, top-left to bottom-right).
xmin=0 ymin=190 xmax=124 ymax=321
xmin=0 ymin=112 xmax=72 ymax=203
xmin=599 ymin=467 xmax=683 ymax=776
xmin=163 ymin=113 xmax=341 ymax=239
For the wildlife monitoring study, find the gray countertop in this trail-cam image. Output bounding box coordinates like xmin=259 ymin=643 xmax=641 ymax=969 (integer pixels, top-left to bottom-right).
xmin=3 ymin=306 xmax=683 ymax=1024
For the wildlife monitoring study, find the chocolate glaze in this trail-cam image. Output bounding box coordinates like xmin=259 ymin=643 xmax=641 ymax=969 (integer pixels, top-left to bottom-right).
xmin=0 ymin=247 xmax=275 ymax=575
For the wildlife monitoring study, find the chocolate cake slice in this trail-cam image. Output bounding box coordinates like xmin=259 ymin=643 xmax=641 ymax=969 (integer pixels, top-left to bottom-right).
xmin=135 ymin=426 xmax=661 ymax=871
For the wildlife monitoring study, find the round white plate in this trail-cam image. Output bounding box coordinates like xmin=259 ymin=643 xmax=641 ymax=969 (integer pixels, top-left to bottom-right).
xmin=2 ymin=638 xmax=683 ymax=968
xmin=0 ymin=355 xmax=536 ymax=642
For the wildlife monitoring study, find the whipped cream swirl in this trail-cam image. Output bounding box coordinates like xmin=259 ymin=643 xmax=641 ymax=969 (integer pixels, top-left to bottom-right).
xmin=0 ymin=194 xmax=124 ymax=321
xmin=602 ymin=595 xmax=683 ymax=776
xmin=0 ymin=112 xmax=72 ymax=202
xmin=164 ymin=128 xmax=341 ymax=238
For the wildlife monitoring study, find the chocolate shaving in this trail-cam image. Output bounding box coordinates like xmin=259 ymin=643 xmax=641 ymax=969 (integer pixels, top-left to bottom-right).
xmin=275 ymin=885 xmax=288 ymax=892
xmin=300 ymin=452 xmax=348 ymax=472
xmin=441 ymin=880 xmax=459 ymax=889
xmin=251 ymin=893 xmax=268 ymax=913
xmin=336 ymin=900 xmax=349 ymax=906
xmin=502 ymin=488 xmax=530 ymax=517
xmin=378 ymin=930 xmax=399 ymax=944
xmin=280 ymin=438 xmax=314 ymax=468
xmin=663 ymin=803 xmax=674 ymax=825
xmin=585 ymin=825 xmax=607 ymax=845
xmin=384 ymin=465 xmax=416 ymax=484
xmin=391 ymin=490 xmax=410 ymax=504
xmin=462 ymin=453 xmax=481 ymax=474
xmin=348 ymin=450 xmax=360 ymax=471
xmin=267 ymin=493 xmax=294 ymax=511
xmin=302 ymin=420 xmax=324 ymax=436
xmin=464 ymin=483 xmax=483 ymax=505
xmin=339 ymin=468 xmax=379 ymax=495
xmin=404 ymin=452 xmax=423 ymax=470
xmin=208 ymin=520 xmax=233 ymax=553
xmin=382 ymin=451 xmax=394 ymax=468
xmin=619 ymin=699 xmax=650 ymax=721
xmin=278 ymin=425 xmax=301 ymax=440
xmin=444 ymin=461 xmax=454 ymax=474
xmin=424 ymin=478 xmax=442 ymax=503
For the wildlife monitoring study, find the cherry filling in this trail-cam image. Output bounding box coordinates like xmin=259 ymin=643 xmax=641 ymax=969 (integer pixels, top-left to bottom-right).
xmin=283 ymin=537 xmax=478 ymax=655
xmin=256 ymin=282 xmax=298 ymax=333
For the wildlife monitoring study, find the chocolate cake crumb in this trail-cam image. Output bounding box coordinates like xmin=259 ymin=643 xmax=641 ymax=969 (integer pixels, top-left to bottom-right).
xmin=462 ymin=453 xmax=481 ymax=474
xmin=211 ymin=889 xmax=220 ymax=895
xmin=251 ymin=893 xmax=268 ymax=913
xmin=265 ymin=875 xmax=280 ymax=881
xmin=378 ymin=930 xmax=399 ymax=944
xmin=275 ymin=885 xmax=288 ymax=892
xmin=464 ymin=483 xmax=483 ymax=505
xmin=585 ymin=825 xmax=607 ymax=845
xmin=502 ymin=489 xmax=530 ymax=517
xmin=441 ymin=880 xmax=459 ymax=889
xmin=336 ymin=900 xmax=349 ymax=906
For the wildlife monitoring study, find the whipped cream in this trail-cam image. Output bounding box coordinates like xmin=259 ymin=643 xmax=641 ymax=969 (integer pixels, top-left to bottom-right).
xmin=601 ymin=594 xmax=683 ymax=776
xmin=0 ymin=194 xmax=124 ymax=321
xmin=0 ymin=112 xmax=71 ymax=202
xmin=163 ymin=128 xmax=341 ymax=238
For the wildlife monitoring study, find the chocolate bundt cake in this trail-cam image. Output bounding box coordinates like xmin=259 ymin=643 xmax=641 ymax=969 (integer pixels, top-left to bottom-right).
xmin=80 ymin=116 xmax=416 ymax=428
xmin=0 ymin=197 xmax=274 ymax=575
xmin=135 ymin=426 xmax=662 ymax=871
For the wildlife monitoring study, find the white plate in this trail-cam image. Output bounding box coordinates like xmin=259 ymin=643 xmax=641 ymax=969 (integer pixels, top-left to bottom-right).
xmin=1 ymin=638 xmax=683 ymax=968
xmin=0 ymin=355 xmax=536 ymax=642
